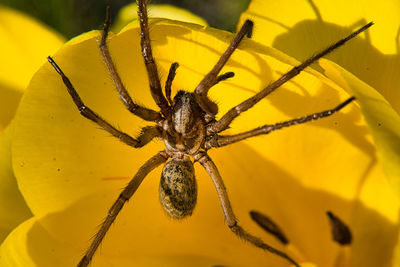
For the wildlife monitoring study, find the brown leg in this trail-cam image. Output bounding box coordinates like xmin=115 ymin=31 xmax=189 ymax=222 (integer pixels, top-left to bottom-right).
xmin=99 ymin=7 xmax=162 ymax=122
xmin=195 ymin=20 xmax=253 ymax=96
xmin=205 ymin=97 xmax=355 ymax=149
xmin=161 ymin=61 xmax=235 ymax=110
xmin=77 ymin=151 xmax=169 ymax=267
xmin=208 ymin=22 xmax=373 ymax=133
xmin=137 ymin=0 xmax=171 ymax=117
xmin=48 ymin=56 xmax=160 ymax=148
xmin=196 ymin=152 xmax=300 ymax=267
xmin=194 ymin=20 xmax=253 ymax=115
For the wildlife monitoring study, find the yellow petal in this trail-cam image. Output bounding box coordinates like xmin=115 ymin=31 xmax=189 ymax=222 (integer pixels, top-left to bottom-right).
xmin=0 ymin=207 xmax=259 ymax=267
xmin=11 ymin=18 xmax=398 ymax=266
xmin=0 ymin=4 xmax=64 ymax=247
xmin=321 ymin=59 xmax=400 ymax=196
xmin=0 ymin=5 xmax=65 ymax=130
xmin=0 ymin=122 xmax=32 ymax=243
xmin=321 ymin=59 xmax=400 ymax=267
xmin=239 ymin=0 xmax=400 ymax=113
xmin=112 ymin=3 xmax=207 ymax=33
xmin=0 ymin=217 xmax=74 ymax=267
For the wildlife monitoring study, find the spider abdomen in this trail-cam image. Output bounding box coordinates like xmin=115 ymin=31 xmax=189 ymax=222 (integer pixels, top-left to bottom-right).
xmin=159 ymin=159 xmax=197 ymax=219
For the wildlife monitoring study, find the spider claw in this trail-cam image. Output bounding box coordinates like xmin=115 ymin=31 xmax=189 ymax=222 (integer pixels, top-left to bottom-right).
xmin=244 ymin=20 xmax=254 ymax=38
xmin=101 ymin=6 xmax=112 ymax=46
xmin=47 ymin=56 xmax=64 ymax=75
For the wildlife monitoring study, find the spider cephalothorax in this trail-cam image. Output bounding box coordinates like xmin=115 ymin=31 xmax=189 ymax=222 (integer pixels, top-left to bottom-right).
xmin=171 ymin=90 xmax=205 ymax=134
xmin=163 ymin=90 xmax=206 ymax=155
xmin=47 ymin=1 xmax=373 ymax=266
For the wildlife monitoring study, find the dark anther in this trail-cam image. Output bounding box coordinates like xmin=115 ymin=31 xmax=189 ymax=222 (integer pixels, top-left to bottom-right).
xmin=326 ymin=211 xmax=352 ymax=245
xmin=250 ymin=210 xmax=288 ymax=245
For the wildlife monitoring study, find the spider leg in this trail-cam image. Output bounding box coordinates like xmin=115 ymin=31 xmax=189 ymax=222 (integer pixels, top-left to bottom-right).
xmin=208 ymin=22 xmax=374 ymax=134
xmin=195 ymin=20 xmax=252 ymax=96
xmin=47 ymin=57 xmax=160 ymax=148
xmin=99 ymin=7 xmax=162 ymax=122
xmin=137 ymin=0 xmax=171 ymax=117
xmin=77 ymin=151 xmax=169 ymax=267
xmin=195 ymin=152 xmax=300 ymax=267
xmin=205 ymin=97 xmax=355 ymax=149
xmin=194 ymin=20 xmax=253 ymax=115
xmin=165 ymin=62 xmax=179 ymax=105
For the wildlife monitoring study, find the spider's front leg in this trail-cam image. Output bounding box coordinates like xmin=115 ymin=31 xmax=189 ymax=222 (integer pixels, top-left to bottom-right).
xmin=194 ymin=19 xmax=253 ymax=115
xmin=208 ymin=22 xmax=373 ymax=134
xmin=100 ymin=6 xmax=163 ymax=122
xmin=47 ymin=56 xmax=161 ymax=148
xmin=195 ymin=152 xmax=300 ymax=267
xmin=77 ymin=151 xmax=169 ymax=267
xmin=137 ymin=0 xmax=171 ymax=117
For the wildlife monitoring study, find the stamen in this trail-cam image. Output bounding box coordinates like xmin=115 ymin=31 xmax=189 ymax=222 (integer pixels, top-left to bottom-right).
xmin=326 ymin=211 xmax=352 ymax=245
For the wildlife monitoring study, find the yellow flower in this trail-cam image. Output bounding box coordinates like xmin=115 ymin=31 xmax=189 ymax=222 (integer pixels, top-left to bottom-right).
xmin=0 ymin=5 xmax=64 ymax=245
xmin=0 ymin=5 xmax=65 ymax=131
xmin=1 ymin=1 xmax=399 ymax=267
xmin=112 ymin=3 xmax=207 ymax=32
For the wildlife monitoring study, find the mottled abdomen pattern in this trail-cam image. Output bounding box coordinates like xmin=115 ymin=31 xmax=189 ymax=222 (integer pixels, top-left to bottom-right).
xmin=159 ymin=159 xmax=197 ymax=219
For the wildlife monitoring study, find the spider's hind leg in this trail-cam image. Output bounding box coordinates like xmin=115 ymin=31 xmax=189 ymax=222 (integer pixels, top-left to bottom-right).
xmin=77 ymin=151 xmax=169 ymax=267
xmin=196 ymin=152 xmax=300 ymax=267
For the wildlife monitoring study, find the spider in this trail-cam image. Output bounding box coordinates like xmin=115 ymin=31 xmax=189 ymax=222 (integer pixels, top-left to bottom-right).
xmin=47 ymin=1 xmax=373 ymax=266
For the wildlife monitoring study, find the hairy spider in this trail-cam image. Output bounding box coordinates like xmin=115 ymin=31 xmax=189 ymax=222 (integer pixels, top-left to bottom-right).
xmin=47 ymin=1 xmax=373 ymax=266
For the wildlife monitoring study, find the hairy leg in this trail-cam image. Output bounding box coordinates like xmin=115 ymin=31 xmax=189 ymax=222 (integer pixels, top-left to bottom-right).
xmin=195 ymin=152 xmax=300 ymax=267
xmin=208 ymin=22 xmax=373 ymax=133
xmin=194 ymin=20 xmax=253 ymax=115
xmin=77 ymin=151 xmax=169 ymax=267
xmin=99 ymin=7 xmax=162 ymax=122
xmin=48 ymin=56 xmax=160 ymax=148
xmin=205 ymin=97 xmax=355 ymax=149
xmin=137 ymin=0 xmax=171 ymax=117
